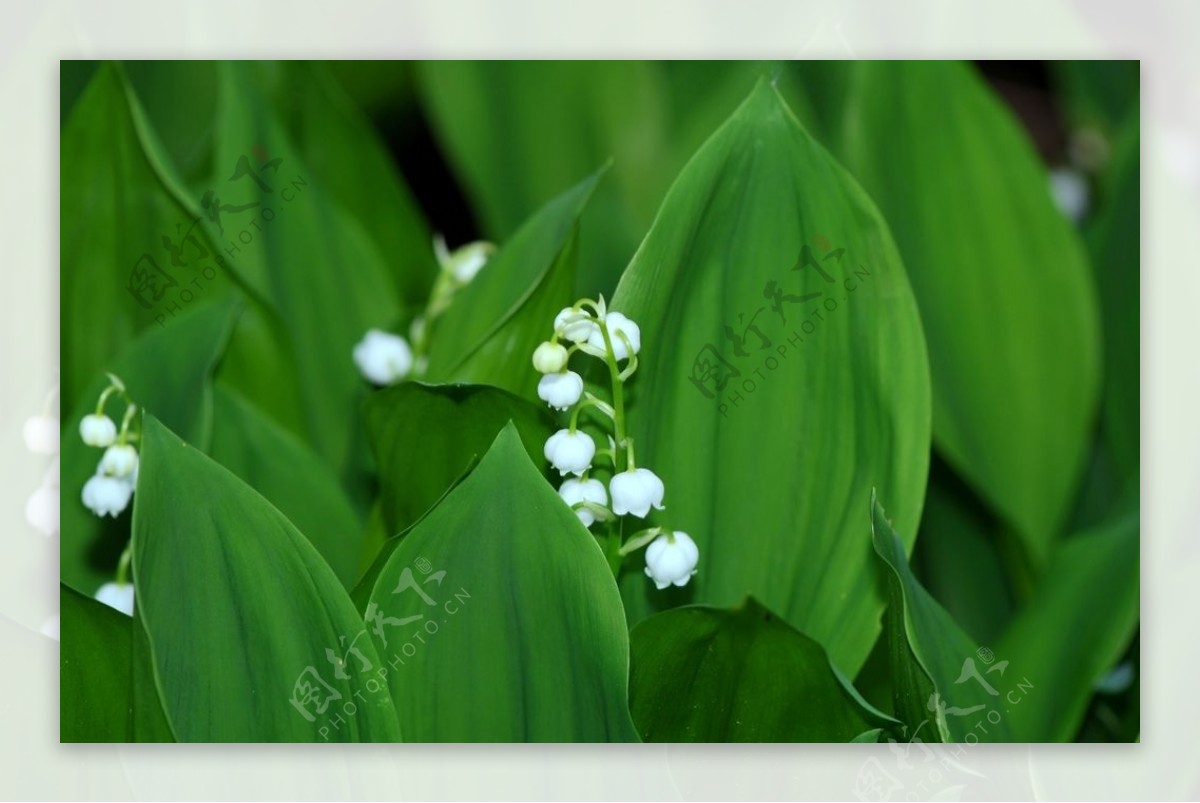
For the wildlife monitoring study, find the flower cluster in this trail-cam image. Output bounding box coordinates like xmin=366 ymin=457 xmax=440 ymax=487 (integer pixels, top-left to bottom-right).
xmin=78 ymin=374 xmax=140 ymax=520
xmin=353 ymin=234 xmax=495 ymax=386
xmin=532 ymin=297 xmax=698 ymax=589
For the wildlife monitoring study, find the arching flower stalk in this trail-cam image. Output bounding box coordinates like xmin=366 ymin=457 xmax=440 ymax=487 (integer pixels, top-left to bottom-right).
xmin=532 ymin=296 xmax=698 ymax=589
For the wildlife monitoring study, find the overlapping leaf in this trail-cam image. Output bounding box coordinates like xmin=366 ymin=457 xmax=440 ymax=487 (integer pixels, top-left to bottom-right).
xmin=360 ymin=424 xmax=640 ymax=742
xmin=60 ymin=585 xmax=132 ymax=742
xmin=609 ymin=79 xmax=931 ymax=676
xmin=629 ymin=598 xmax=897 ymax=742
xmin=132 ymin=415 xmax=401 ymax=742
xmin=844 ymin=61 xmax=1101 ymax=566
xmin=873 ymin=495 xmax=1016 ymax=742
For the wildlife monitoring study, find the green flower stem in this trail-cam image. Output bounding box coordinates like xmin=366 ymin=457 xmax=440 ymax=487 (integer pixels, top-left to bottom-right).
xmin=618 ymin=526 xmax=664 ymax=556
xmin=568 ymin=393 xmax=616 ymax=432
xmin=596 ymin=316 xmax=629 ymax=473
xmin=115 ymin=542 xmax=132 ymax=587
xmin=117 ymin=403 xmax=139 ymax=445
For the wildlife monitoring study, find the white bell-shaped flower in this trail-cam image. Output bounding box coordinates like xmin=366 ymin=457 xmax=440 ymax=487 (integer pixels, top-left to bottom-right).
xmin=610 ymin=466 xmax=665 ymax=518
xmin=544 ymin=429 xmax=595 ymax=476
xmin=79 ymin=414 xmax=117 ymax=447
xmin=353 ymin=329 xmax=413 ymax=386
xmin=559 ymin=477 xmax=609 ymax=527
xmin=532 ymin=341 xmax=569 ymax=374
xmin=436 ymin=234 xmax=494 ymax=284
xmin=537 ymin=370 xmax=584 ymax=411
xmin=554 ymin=307 xmax=600 ymax=344
xmin=99 ymin=444 xmax=138 ymax=478
xmin=588 ymin=311 xmax=641 ymax=360
xmin=95 ymin=582 xmax=135 ymax=617
xmin=23 ymin=414 xmax=59 ymax=455
xmin=82 ymin=473 xmax=134 ymax=518
xmin=644 ymin=531 xmax=699 ymax=589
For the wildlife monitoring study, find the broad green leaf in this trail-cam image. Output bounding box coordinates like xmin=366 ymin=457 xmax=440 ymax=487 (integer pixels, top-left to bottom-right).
xmin=1085 ymin=121 xmax=1140 ymax=490
xmin=364 ymin=382 xmax=554 ymax=536
xmin=423 ymin=169 xmax=602 ymax=396
xmin=360 ymin=424 xmax=639 ymax=742
xmin=610 ymin=79 xmax=931 ymax=676
xmin=629 ymin=598 xmax=898 ymax=742
xmin=997 ymin=509 xmax=1139 ymax=741
xmin=417 ymin=61 xmax=671 ymax=293
xmin=61 ymin=63 xmax=236 ymax=407
xmin=60 ymin=585 xmax=132 ymax=742
xmin=873 ymin=495 xmax=1016 ymax=742
xmin=844 ymin=61 xmax=1101 ymax=566
xmin=284 ymin=61 xmax=435 ymax=308
xmin=210 ymin=383 xmax=364 ymax=587
xmin=122 ymin=61 xmax=217 ymax=189
xmin=60 ymin=300 xmax=237 ymax=596
xmin=211 ymin=60 xmax=401 ymax=479
xmin=132 ymin=415 xmax=402 ymax=742
xmin=130 ymin=610 xmax=175 ymax=742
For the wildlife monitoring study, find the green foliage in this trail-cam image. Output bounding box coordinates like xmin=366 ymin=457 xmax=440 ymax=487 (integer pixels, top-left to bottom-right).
xmin=59 ymin=60 xmax=1139 ymax=744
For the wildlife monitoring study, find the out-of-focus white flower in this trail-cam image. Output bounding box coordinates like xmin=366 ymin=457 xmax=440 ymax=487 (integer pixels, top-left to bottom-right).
xmin=353 ymin=329 xmax=413 ymax=385
xmin=554 ymin=307 xmax=600 ymax=344
xmin=99 ymin=444 xmax=138 ymax=478
xmin=537 ymin=371 xmax=584 ymax=411
xmin=95 ymin=582 xmax=135 ymax=617
xmin=588 ymin=312 xmax=641 ymax=360
xmin=644 ymin=531 xmax=699 ymax=589
xmin=610 ymin=467 xmax=665 ymax=518
xmin=532 ymin=341 xmax=569 ymax=374
xmin=25 ymin=483 xmax=59 ymax=537
xmin=80 ymin=414 xmax=117 ymax=447
xmin=1049 ymin=167 xmax=1089 ymax=223
xmin=544 ymin=429 xmax=596 ymax=477
xmin=82 ymin=473 xmax=133 ymax=518
xmin=23 ymin=415 xmax=59 ymax=455
xmin=559 ymin=477 xmax=609 ymax=527
xmin=435 ymin=234 xmax=494 ymax=284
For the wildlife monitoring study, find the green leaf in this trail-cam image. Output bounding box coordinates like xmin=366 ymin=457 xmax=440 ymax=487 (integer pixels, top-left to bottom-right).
xmin=610 ymin=79 xmax=931 ymax=676
xmin=1051 ymin=61 xmax=1140 ymax=142
xmin=61 ymin=63 xmax=236 ymax=407
xmin=365 ymin=382 xmax=554 ymax=536
xmin=210 ymin=60 xmax=401 ymax=479
xmin=360 ymin=424 xmax=640 ymax=742
xmin=872 ymin=494 xmax=1016 ymax=742
xmin=1085 ymin=121 xmax=1140 ymax=490
xmin=60 ymin=585 xmax=132 ymax=742
xmin=132 ymin=415 xmax=402 ymax=742
xmin=997 ymin=509 xmax=1139 ymax=741
xmin=417 ymin=61 xmax=672 ymax=293
xmin=629 ymin=598 xmax=898 ymax=742
xmin=61 ymin=300 xmax=237 ymax=596
xmin=283 ymin=61 xmax=435 ymax=308
xmin=423 ymin=168 xmax=603 ymax=396
xmin=210 ymin=383 xmax=364 ymax=587
xmin=844 ymin=61 xmax=1101 ymax=566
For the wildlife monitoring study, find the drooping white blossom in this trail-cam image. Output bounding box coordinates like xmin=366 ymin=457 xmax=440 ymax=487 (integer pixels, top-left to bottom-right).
xmin=95 ymin=582 xmax=135 ymax=617
xmin=79 ymin=414 xmax=117 ymax=447
xmin=436 ymin=234 xmax=494 ymax=284
xmin=1049 ymin=167 xmax=1089 ymax=223
xmin=99 ymin=444 xmax=138 ymax=478
xmin=554 ymin=307 xmax=600 ymax=344
xmin=644 ymin=531 xmax=699 ymax=590
xmin=544 ymin=429 xmax=596 ymax=477
xmin=353 ymin=329 xmax=413 ymax=385
xmin=82 ymin=473 xmax=134 ymax=518
xmin=537 ymin=370 xmax=584 ymax=411
xmin=532 ymin=341 xmax=569 ymax=374
xmin=559 ymin=477 xmax=609 ymax=527
xmin=610 ymin=466 xmax=665 ymax=518
xmin=588 ymin=311 xmax=641 ymax=361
